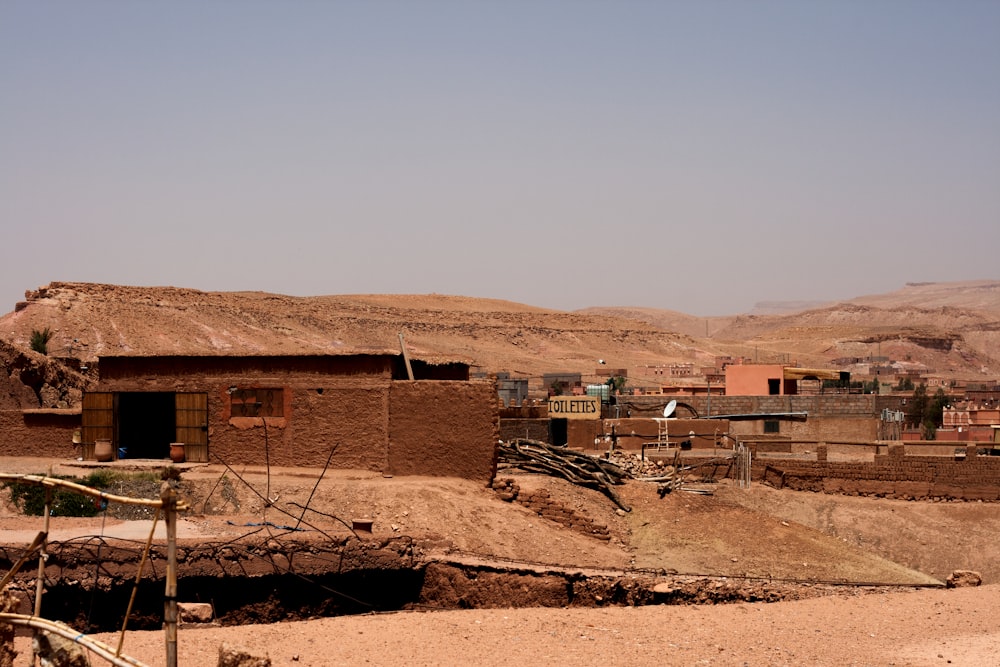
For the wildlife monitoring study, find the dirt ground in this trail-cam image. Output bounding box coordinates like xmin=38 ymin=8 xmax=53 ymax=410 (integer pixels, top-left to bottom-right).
xmin=3 ymin=456 xmax=1000 ymax=665
xmin=10 ymin=585 xmax=1000 ymax=666
xmin=77 ymin=585 xmax=1000 ymax=666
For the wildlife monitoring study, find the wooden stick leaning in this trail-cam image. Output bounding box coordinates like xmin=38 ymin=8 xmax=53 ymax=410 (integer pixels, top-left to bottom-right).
xmin=498 ymin=439 xmax=631 ymax=512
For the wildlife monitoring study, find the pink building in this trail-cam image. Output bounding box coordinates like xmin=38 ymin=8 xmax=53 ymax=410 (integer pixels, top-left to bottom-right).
xmin=724 ymin=364 xmax=845 ymax=396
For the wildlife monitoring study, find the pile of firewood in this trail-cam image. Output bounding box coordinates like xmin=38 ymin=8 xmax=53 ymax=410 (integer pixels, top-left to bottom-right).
xmin=497 ymin=438 xmax=630 ymax=512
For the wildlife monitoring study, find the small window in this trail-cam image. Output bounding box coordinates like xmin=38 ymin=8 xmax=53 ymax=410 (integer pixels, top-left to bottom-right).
xmin=231 ymin=388 xmax=284 ymax=417
xmin=767 ymin=378 xmax=781 ymax=395
xmin=764 ymin=420 xmax=780 ymax=434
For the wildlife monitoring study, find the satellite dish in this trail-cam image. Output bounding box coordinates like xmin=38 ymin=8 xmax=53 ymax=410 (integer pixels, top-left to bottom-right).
xmin=663 ymin=400 xmax=677 ymax=418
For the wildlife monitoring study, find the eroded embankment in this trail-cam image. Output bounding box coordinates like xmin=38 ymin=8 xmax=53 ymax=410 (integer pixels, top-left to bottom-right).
xmin=0 ymin=535 xmax=929 ymax=632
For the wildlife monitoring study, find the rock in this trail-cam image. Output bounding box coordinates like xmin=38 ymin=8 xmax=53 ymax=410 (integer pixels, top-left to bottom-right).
xmin=218 ymin=643 xmax=271 ymax=667
xmin=179 ymin=602 xmax=215 ymax=624
xmin=1 ymin=586 xmax=22 ymax=667
xmin=946 ymin=570 xmax=982 ymax=588
xmin=32 ymin=631 xmax=88 ymax=667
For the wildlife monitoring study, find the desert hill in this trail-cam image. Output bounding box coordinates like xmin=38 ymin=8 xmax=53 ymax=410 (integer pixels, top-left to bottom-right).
xmin=584 ymin=280 xmax=1000 ymax=378
xmin=574 ymin=305 xmax=734 ymax=339
xmin=850 ymin=280 xmax=1000 ymax=312
xmin=1 ymin=280 xmax=998 ymax=410
xmin=0 ymin=282 xmax=710 ymax=389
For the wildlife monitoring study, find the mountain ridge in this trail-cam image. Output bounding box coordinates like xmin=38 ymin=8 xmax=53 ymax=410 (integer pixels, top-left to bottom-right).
xmin=1 ymin=280 xmax=998 ymax=410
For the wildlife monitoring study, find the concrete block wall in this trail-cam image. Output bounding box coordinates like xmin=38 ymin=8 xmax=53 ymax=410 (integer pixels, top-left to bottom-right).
xmin=622 ymin=395 xmax=878 ymax=419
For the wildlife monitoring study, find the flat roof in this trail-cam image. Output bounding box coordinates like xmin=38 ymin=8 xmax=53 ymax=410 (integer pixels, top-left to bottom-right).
xmin=783 ymin=367 xmax=844 ymax=381
xmin=97 ymin=351 xmax=473 ymax=365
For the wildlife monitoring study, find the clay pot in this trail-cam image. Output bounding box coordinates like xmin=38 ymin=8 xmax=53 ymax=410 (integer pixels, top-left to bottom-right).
xmin=94 ymin=439 xmax=114 ymax=462
xmin=169 ymin=443 xmax=186 ymax=464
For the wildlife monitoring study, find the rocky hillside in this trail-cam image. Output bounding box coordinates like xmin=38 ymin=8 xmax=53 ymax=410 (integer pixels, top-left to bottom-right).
xmin=0 ymin=282 xmax=709 ymax=396
xmin=0 ymin=338 xmax=91 ymax=410
xmin=1 ymin=280 xmax=998 ymax=410
xmin=849 ymin=280 xmax=1000 ymax=311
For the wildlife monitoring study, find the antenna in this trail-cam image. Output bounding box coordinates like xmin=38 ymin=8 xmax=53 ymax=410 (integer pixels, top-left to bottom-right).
xmin=663 ymin=399 xmax=677 ymax=418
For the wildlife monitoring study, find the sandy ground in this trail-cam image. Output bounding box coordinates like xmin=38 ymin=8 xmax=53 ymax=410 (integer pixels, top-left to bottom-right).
xmin=4 ymin=456 xmax=1000 ymax=666
xmin=8 ymin=585 xmax=997 ymax=666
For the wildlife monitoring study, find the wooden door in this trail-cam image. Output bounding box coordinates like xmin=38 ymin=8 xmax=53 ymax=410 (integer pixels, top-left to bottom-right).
xmin=81 ymin=392 xmax=115 ymax=445
xmin=175 ymin=393 xmax=208 ymax=446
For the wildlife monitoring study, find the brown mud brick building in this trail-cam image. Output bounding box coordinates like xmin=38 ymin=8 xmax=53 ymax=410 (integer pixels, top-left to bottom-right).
xmin=70 ymin=353 xmax=498 ymax=482
xmin=0 ymin=408 xmax=81 ymax=459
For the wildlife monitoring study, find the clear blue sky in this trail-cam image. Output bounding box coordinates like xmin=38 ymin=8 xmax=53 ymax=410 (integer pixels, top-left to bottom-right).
xmin=2 ymin=1 xmax=998 ymax=316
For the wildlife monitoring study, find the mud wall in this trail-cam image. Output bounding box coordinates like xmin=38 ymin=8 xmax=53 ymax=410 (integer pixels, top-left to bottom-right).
xmin=388 ymin=381 xmax=498 ymax=483
xmin=729 ymin=416 xmax=877 ymax=441
xmin=98 ymin=370 xmax=394 ymax=470
xmin=567 ymin=419 xmax=604 ymax=448
xmin=0 ymin=536 xmax=855 ymax=629
xmin=499 ymin=418 xmax=550 ymax=442
xmin=500 ymin=417 xmax=728 ymax=451
xmin=754 ymin=444 xmax=1000 ymax=501
xmin=0 ymin=410 xmax=79 ymax=458
xmin=210 ymin=383 xmax=391 ymax=470
xmin=490 ymin=478 xmax=612 ymax=541
xmin=0 ymin=536 xmax=422 ymax=630
xmin=95 ymin=367 xmax=498 ymax=480
xmin=596 ymin=418 xmax=717 ymax=450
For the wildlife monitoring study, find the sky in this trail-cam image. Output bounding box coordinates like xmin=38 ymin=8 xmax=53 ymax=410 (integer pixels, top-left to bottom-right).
xmin=2 ymin=1 xmax=998 ymax=317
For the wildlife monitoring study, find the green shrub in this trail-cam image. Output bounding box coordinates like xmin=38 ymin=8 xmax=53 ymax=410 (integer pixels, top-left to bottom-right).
xmin=29 ymin=327 xmax=53 ymax=355
xmin=1 ymin=470 xmax=159 ymax=517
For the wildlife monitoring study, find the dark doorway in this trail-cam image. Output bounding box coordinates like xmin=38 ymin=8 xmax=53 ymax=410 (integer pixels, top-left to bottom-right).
xmin=117 ymin=392 xmax=175 ymax=459
xmin=767 ymin=378 xmax=781 ymax=395
xmin=549 ymin=418 xmax=568 ymax=446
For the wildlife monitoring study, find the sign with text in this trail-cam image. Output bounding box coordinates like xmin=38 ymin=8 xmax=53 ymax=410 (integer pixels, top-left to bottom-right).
xmin=547 ymin=396 xmax=600 ymax=420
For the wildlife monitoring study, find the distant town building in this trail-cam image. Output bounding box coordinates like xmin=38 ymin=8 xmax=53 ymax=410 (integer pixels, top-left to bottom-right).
xmin=939 ymin=400 xmax=1000 ymax=442
xmin=497 ymin=375 xmax=529 ymax=407
xmin=669 ymin=363 xmax=694 ymax=378
xmin=543 ymin=372 xmax=582 ymax=396
xmin=724 ymin=364 xmax=846 ymax=396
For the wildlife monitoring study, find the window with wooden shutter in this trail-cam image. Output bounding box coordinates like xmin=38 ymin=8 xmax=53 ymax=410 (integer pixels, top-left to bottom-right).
xmin=230 ymin=388 xmax=284 ymax=417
